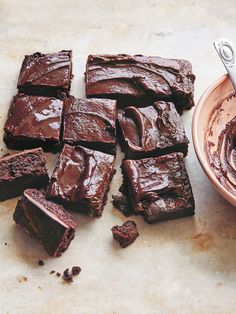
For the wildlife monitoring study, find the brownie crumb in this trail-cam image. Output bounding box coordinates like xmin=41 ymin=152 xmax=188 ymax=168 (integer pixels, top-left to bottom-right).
xmin=112 ymin=195 xmax=133 ymax=217
xmin=56 ymin=272 xmax=61 ymax=277
xmin=111 ymin=220 xmax=139 ymax=248
xmin=72 ymin=266 xmax=81 ymax=275
xmin=50 ymin=270 xmax=56 ymax=275
xmin=38 ymin=259 xmax=44 ymax=266
xmin=4 ymin=242 xmax=7 ymax=246
xmin=17 ymin=276 xmax=27 ymax=283
xmin=63 ymin=268 xmax=73 ymax=283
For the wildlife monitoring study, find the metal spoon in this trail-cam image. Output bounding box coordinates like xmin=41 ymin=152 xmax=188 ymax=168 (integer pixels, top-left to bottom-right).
xmin=214 ymin=38 xmax=236 ymax=91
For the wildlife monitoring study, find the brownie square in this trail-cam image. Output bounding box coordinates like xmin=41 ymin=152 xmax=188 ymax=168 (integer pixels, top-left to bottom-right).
xmin=13 ymin=189 xmax=77 ymax=257
xmin=85 ymin=54 xmax=195 ymax=113
xmin=63 ymin=96 xmax=117 ymax=155
xmin=117 ymin=101 xmax=189 ymax=159
xmin=4 ymin=93 xmax=63 ymax=151
xmin=47 ymin=144 xmax=115 ymax=217
xmin=17 ymin=50 xmax=73 ymax=97
xmin=0 ymin=148 xmax=49 ymax=201
xmin=122 ymin=153 xmax=195 ymax=224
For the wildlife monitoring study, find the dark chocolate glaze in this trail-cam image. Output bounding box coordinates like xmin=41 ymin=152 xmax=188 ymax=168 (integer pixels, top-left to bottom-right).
xmin=122 ymin=152 xmax=195 ymax=223
xmin=86 ymin=54 xmax=195 ymax=112
xmin=111 ymin=220 xmax=139 ymax=248
xmin=0 ymin=148 xmax=49 ymax=201
xmin=47 ymin=145 xmax=115 ymax=217
xmin=4 ymin=93 xmax=63 ymax=151
xmin=17 ymin=50 xmax=73 ymax=97
xmin=207 ymin=116 xmax=236 ymax=194
xmin=13 ymin=189 xmax=77 ymax=257
xmin=117 ymin=101 xmax=189 ymax=159
xmin=63 ymin=96 xmax=117 ymax=154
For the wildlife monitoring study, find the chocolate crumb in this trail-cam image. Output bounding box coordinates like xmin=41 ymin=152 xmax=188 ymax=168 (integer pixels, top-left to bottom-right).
xmin=112 ymin=195 xmax=133 ymax=217
xmin=111 ymin=220 xmax=139 ymax=248
xmin=38 ymin=259 xmax=44 ymax=266
xmin=72 ymin=266 xmax=81 ymax=275
xmin=63 ymin=268 xmax=73 ymax=283
xmin=17 ymin=276 xmax=27 ymax=283
xmin=4 ymin=242 xmax=7 ymax=246
xmin=50 ymin=270 xmax=56 ymax=275
xmin=56 ymin=272 xmax=61 ymax=277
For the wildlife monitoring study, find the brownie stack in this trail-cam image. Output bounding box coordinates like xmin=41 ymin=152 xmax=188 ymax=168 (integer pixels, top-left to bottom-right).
xmin=1 ymin=51 xmax=195 ymax=256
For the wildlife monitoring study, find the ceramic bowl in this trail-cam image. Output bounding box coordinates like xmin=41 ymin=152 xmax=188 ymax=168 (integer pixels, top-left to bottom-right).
xmin=192 ymin=74 xmax=236 ymax=207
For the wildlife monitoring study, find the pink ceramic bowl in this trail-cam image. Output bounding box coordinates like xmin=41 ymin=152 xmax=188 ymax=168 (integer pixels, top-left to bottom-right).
xmin=192 ymin=74 xmax=236 ymax=206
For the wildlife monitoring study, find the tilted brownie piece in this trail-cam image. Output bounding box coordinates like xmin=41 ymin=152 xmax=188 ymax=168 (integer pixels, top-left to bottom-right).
xmin=13 ymin=189 xmax=77 ymax=257
xmin=17 ymin=50 xmax=73 ymax=97
xmin=85 ymin=54 xmax=195 ymax=113
xmin=0 ymin=148 xmax=49 ymax=201
xmin=47 ymin=145 xmax=115 ymax=217
xmin=117 ymin=101 xmax=189 ymax=159
xmin=63 ymin=96 xmax=117 ymax=155
xmin=111 ymin=220 xmax=139 ymax=248
xmin=4 ymin=93 xmax=63 ymax=151
xmin=122 ymin=153 xmax=195 ymax=224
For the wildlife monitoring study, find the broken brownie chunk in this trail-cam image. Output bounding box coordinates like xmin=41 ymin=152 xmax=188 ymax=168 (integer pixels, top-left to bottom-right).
xmin=86 ymin=54 xmax=195 ymax=112
xmin=112 ymin=195 xmax=133 ymax=217
xmin=117 ymin=101 xmax=189 ymax=159
xmin=63 ymin=96 xmax=117 ymax=154
xmin=0 ymin=148 xmax=49 ymax=201
xmin=47 ymin=145 xmax=115 ymax=217
xmin=13 ymin=189 xmax=77 ymax=257
xmin=17 ymin=50 xmax=73 ymax=97
xmin=4 ymin=93 xmax=63 ymax=151
xmin=111 ymin=220 xmax=139 ymax=248
xmin=122 ymin=153 xmax=195 ymax=223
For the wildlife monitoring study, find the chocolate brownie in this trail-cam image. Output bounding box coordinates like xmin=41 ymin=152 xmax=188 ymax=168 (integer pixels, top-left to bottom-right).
xmin=4 ymin=93 xmax=63 ymax=151
xmin=17 ymin=50 xmax=73 ymax=97
xmin=0 ymin=148 xmax=49 ymax=201
xmin=85 ymin=54 xmax=195 ymax=113
xmin=122 ymin=153 xmax=195 ymax=223
xmin=13 ymin=189 xmax=77 ymax=257
xmin=117 ymin=101 xmax=189 ymax=159
xmin=111 ymin=220 xmax=139 ymax=248
xmin=63 ymin=96 xmax=116 ymax=154
xmin=47 ymin=145 xmax=115 ymax=217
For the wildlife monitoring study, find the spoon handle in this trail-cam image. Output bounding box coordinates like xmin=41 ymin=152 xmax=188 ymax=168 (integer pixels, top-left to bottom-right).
xmin=214 ymin=38 xmax=236 ymax=91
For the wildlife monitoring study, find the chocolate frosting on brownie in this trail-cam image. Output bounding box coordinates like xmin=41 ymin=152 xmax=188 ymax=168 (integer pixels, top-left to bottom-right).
xmin=117 ymin=101 xmax=189 ymax=159
xmin=17 ymin=50 xmax=73 ymax=96
xmin=63 ymin=96 xmax=116 ymax=154
xmin=86 ymin=54 xmax=195 ymax=112
xmin=4 ymin=93 xmax=63 ymax=150
xmin=47 ymin=145 xmax=115 ymax=217
xmin=122 ymin=153 xmax=195 ymax=223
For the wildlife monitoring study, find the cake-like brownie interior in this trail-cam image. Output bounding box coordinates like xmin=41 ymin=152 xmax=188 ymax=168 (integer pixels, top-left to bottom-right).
xmin=13 ymin=189 xmax=77 ymax=257
xmin=17 ymin=50 xmax=73 ymax=97
xmin=4 ymin=93 xmax=63 ymax=151
xmin=86 ymin=54 xmax=195 ymax=113
xmin=122 ymin=152 xmax=195 ymax=223
xmin=63 ymin=96 xmax=116 ymax=155
xmin=0 ymin=148 xmax=49 ymax=201
xmin=47 ymin=145 xmax=115 ymax=217
xmin=111 ymin=220 xmax=139 ymax=248
xmin=117 ymin=101 xmax=189 ymax=159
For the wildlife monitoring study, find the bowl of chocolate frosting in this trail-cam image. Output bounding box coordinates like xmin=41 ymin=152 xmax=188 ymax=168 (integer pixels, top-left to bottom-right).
xmin=193 ymin=74 xmax=236 ymax=206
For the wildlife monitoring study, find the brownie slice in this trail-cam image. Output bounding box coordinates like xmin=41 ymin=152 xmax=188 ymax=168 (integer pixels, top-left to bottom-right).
xmin=4 ymin=93 xmax=63 ymax=151
xmin=17 ymin=50 xmax=73 ymax=97
xmin=47 ymin=145 xmax=115 ymax=217
xmin=117 ymin=101 xmax=189 ymax=159
xmin=122 ymin=153 xmax=195 ymax=224
xmin=63 ymin=96 xmax=117 ymax=155
xmin=111 ymin=220 xmax=139 ymax=248
xmin=13 ymin=189 xmax=77 ymax=257
xmin=0 ymin=148 xmax=49 ymax=201
xmin=85 ymin=54 xmax=195 ymax=113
